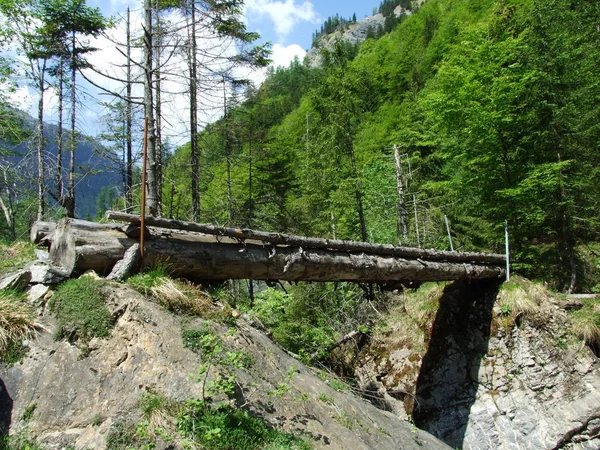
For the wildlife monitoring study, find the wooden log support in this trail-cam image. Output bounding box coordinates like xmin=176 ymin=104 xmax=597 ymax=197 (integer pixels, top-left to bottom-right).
xmin=105 ymin=211 xmax=506 ymax=265
xmin=48 ymin=218 xmax=506 ymax=282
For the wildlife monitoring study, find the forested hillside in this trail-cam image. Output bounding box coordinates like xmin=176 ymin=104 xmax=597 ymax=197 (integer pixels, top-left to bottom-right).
xmin=164 ymin=0 xmax=600 ymax=291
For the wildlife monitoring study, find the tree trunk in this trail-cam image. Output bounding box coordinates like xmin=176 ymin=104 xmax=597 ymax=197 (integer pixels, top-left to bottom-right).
xmin=36 ymin=69 xmax=46 ymax=221
xmin=154 ymin=0 xmax=163 ymax=205
xmin=48 ymin=218 xmax=506 ymax=282
xmin=30 ymin=221 xmax=56 ymax=245
xmin=56 ymin=60 xmax=64 ymax=203
xmin=106 ymin=211 xmax=507 ymax=264
xmin=394 ymin=145 xmax=409 ymax=242
xmin=125 ymin=7 xmax=133 ymax=212
xmin=65 ymin=31 xmax=77 ymax=218
xmin=189 ymin=0 xmax=200 ymax=222
xmin=143 ymin=0 xmax=159 ymax=216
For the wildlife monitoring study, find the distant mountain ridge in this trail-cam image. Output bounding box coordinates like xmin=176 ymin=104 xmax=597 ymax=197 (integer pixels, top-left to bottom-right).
xmin=4 ymin=111 xmax=121 ymax=219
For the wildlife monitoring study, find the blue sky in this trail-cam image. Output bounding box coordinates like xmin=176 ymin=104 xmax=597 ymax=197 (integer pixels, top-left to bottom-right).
xmin=89 ymin=0 xmax=381 ymax=68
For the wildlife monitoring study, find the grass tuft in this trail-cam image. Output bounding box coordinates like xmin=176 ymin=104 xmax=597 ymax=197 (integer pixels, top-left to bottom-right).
xmin=569 ymin=298 xmax=600 ymax=348
xmin=0 ymin=290 xmax=46 ymax=363
xmin=50 ymin=276 xmax=113 ymax=344
xmin=129 ymin=268 xmax=213 ymax=316
xmin=498 ymin=276 xmax=551 ymax=318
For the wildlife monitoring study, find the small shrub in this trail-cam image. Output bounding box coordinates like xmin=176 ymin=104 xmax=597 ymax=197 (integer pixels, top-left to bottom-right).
xmin=177 ymin=401 xmax=310 ymax=450
xmin=0 ymin=291 xmax=45 ymax=363
xmin=50 ymin=277 xmax=113 ymax=344
xmin=139 ymin=392 xmax=178 ymax=435
xmin=0 ymin=432 xmax=43 ymax=450
xmin=20 ymin=404 xmax=36 ymax=422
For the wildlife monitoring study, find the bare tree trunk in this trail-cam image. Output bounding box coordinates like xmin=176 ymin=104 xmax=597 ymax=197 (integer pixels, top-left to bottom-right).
xmin=125 ymin=7 xmax=133 ymax=212
xmin=188 ymin=0 xmax=200 ymax=222
xmin=394 ymin=145 xmax=409 ymax=242
xmin=347 ymin=121 xmax=367 ymax=242
xmin=143 ymin=0 xmax=159 ymax=216
xmin=49 ymin=218 xmax=506 ymax=282
xmin=65 ymin=31 xmax=77 ymax=218
xmin=56 ymin=60 xmax=64 ymax=202
xmin=106 ymin=211 xmax=507 ymax=264
xmin=0 ymin=166 xmax=16 ymax=240
xmin=36 ymin=68 xmax=46 ymax=221
xmin=223 ymin=77 xmax=232 ymax=224
xmin=154 ymin=0 xmax=163 ymax=206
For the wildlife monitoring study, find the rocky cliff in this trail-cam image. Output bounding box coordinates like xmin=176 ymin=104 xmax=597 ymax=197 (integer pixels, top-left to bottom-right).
xmin=306 ymin=5 xmax=412 ymax=68
xmin=351 ymin=279 xmax=600 ymax=449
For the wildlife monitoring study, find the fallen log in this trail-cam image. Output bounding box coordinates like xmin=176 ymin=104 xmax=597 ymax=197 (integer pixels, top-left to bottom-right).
xmin=49 ymin=218 xmax=506 ymax=282
xmin=106 ymin=211 xmax=506 ymax=265
xmin=30 ymin=221 xmax=56 ymax=245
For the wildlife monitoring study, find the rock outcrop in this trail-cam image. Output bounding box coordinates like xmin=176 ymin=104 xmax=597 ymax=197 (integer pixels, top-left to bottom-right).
xmin=306 ymin=5 xmax=411 ymax=68
xmin=0 ymin=281 xmax=450 ymax=450
xmin=353 ymin=279 xmax=600 ymax=450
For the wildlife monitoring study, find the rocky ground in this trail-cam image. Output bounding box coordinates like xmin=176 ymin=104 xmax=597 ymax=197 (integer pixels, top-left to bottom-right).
xmin=351 ymin=279 xmax=600 ymax=449
xmin=0 ymin=273 xmax=449 ymax=450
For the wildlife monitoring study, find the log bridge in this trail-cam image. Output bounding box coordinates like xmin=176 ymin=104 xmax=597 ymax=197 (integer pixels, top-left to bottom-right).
xmin=32 ymin=212 xmax=507 ymax=284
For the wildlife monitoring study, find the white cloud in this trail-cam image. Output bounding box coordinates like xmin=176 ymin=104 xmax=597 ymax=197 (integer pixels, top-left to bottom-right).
xmin=271 ymin=43 xmax=306 ymax=68
xmin=244 ymin=0 xmax=319 ymax=39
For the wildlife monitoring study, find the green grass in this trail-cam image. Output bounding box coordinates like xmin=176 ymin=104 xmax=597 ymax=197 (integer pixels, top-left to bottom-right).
xmin=0 ymin=290 xmax=45 ymax=364
xmin=127 ymin=266 xmax=170 ymax=296
xmin=0 ymin=242 xmax=36 ymax=277
xmin=178 ymin=401 xmax=311 ymax=450
xmin=569 ymin=298 xmax=600 ymax=348
xmin=50 ymin=276 xmax=113 ymax=344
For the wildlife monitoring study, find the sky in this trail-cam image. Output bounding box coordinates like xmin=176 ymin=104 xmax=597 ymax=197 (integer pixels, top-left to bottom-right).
xmin=11 ymin=0 xmax=382 ymax=144
xmin=91 ymin=0 xmax=380 ymax=69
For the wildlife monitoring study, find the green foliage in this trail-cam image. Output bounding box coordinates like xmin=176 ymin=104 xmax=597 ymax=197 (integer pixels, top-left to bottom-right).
xmin=50 ymin=276 xmax=113 ymax=344
xmin=177 ymin=401 xmax=310 ymax=450
xmin=156 ymin=0 xmax=600 ymax=289
xmin=0 ymin=432 xmax=43 ymax=450
xmin=252 ymin=283 xmax=373 ymax=359
xmin=20 ymin=404 xmax=36 ymax=422
xmin=183 ymin=325 xmax=254 ymax=400
xmin=106 ymin=420 xmax=154 ymax=450
xmin=127 ymin=266 xmax=169 ymax=295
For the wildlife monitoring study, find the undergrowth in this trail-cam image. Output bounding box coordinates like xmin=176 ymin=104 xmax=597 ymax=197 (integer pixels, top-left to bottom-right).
xmin=178 ymin=400 xmax=310 ymax=450
xmin=249 ymin=282 xmax=376 ymax=360
xmin=50 ymin=276 xmax=113 ymax=344
xmin=0 ymin=290 xmax=45 ymax=364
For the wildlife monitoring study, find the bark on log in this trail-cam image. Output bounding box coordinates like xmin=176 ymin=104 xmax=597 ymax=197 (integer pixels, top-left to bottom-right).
xmin=106 ymin=211 xmax=506 ymax=265
xmin=49 ymin=219 xmax=134 ymax=275
xmin=50 ymin=218 xmax=506 ymax=282
xmin=30 ymin=221 xmax=56 ymax=245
